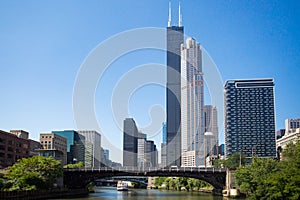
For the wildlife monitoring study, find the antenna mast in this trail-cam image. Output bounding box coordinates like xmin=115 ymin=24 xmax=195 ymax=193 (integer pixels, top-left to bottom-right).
xmin=178 ymin=1 xmax=182 ymax=27
xmin=168 ymin=1 xmax=172 ymax=27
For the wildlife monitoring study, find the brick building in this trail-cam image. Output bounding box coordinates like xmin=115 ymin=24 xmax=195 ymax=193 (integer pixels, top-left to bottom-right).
xmin=0 ymin=130 xmax=30 ymax=168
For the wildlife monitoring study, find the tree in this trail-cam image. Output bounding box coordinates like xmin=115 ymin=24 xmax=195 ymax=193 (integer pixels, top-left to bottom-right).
xmin=154 ymin=177 xmax=166 ymax=187
xmin=63 ymin=161 xmax=84 ymax=169
xmin=212 ymin=159 xmax=224 ymax=168
xmin=224 ymin=153 xmax=246 ymax=168
xmin=4 ymin=156 xmax=63 ymax=191
xmin=234 ymin=141 xmax=300 ymax=200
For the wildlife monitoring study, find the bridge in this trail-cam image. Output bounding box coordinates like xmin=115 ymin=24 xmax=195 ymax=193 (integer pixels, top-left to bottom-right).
xmin=63 ymin=167 xmax=227 ymax=190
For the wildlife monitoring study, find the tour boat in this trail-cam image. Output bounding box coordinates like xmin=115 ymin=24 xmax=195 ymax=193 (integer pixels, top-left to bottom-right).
xmin=117 ymin=181 xmax=128 ymax=191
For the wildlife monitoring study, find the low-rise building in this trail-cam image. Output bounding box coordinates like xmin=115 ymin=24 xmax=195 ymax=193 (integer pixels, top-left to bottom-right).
xmin=0 ymin=130 xmax=30 ymax=168
xmin=39 ymin=133 xmax=67 ymax=165
xmin=276 ymin=128 xmax=300 ymax=160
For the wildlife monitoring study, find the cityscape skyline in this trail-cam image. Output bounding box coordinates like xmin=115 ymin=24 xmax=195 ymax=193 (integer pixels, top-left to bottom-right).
xmin=0 ymin=1 xmax=299 ymax=163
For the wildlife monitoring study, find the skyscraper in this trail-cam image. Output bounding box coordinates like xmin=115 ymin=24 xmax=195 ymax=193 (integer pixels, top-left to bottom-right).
xmin=162 ymin=122 xmax=167 ymax=143
xmin=145 ymin=140 xmax=157 ymax=167
xmin=224 ymin=79 xmax=276 ymax=158
xmin=77 ymin=130 xmax=101 ymax=168
xmin=123 ymin=118 xmax=138 ymax=167
xmin=181 ymin=37 xmax=205 ymax=167
xmin=137 ymin=132 xmax=146 ymax=168
xmin=166 ymin=2 xmax=184 ymax=167
xmin=204 ymin=105 xmax=219 ymax=156
xmin=161 ymin=122 xmax=167 ymax=168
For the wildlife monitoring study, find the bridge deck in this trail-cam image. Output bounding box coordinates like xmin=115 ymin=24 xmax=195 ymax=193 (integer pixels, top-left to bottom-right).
xmin=64 ymin=167 xmax=227 ymax=173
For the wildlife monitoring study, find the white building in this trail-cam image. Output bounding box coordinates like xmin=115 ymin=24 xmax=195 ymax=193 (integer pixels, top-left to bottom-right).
xmin=181 ymin=37 xmax=205 ymax=167
xmin=277 ymin=128 xmax=300 ymax=152
xmin=137 ymin=132 xmax=146 ymax=168
xmin=285 ymin=119 xmax=300 ymax=134
xmin=77 ymin=130 xmax=101 ymax=168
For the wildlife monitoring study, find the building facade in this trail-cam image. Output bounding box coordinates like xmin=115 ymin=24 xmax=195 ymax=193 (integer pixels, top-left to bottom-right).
xmin=77 ymin=130 xmax=101 ymax=168
xmin=104 ymin=149 xmax=109 ymax=161
xmin=123 ymin=118 xmax=138 ymax=167
xmin=224 ymin=79 xmax=276 ymax=158
xmin=276 ymin=128 xmax=300 ymax=159
xmin=204 ymin=105 xmax=219 ymax=156
xmin=0 ymin=130 xmax=30 ymax=168
xmin=137 ymin=132 xmax=146 ymax=169
xmin=145 ymin=140 xmax=157 ymax=167
xmin=276 ymin=129 xmax=285 ymax=140
xmin=10 ymin=130 xmax=41 ymax=157
xmin=181 ymin=37 xmax=205 ymax=167
xmin=39 ymin=133 xmax=67 ymax=164
xmin=285 ymin=119 xmax=300 ymax=135
xmin=161 ymin=122 xmax=167 ymax=168
xmin=166 ymin=4 xmax=184 ymax=167
xmin=52 ymin=130 xmax=85 ymax=164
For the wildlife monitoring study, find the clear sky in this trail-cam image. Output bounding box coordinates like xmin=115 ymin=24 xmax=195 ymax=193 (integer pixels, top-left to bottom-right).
xmin=1 ymin=0 xmax=299 ymax=163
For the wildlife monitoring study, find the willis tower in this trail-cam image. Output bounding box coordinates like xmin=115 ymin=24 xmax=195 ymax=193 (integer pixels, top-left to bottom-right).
xmin=166 ymin=1 xmax=184 ymax=167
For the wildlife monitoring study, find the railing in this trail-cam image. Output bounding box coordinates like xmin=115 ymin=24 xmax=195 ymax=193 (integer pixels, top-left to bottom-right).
xmin=64 ymin=167 xmax=227 ymax=173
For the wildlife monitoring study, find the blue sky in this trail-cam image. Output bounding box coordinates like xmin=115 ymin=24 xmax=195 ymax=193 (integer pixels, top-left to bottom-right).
xmin=0 ymin=0 xmax=299 ymax=162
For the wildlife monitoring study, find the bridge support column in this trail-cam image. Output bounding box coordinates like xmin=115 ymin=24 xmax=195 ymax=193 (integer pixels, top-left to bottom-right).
xmin=226 ymin=169 xmax=236 ymax=189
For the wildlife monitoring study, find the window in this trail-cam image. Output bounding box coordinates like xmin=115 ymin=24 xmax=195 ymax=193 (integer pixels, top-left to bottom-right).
xmin=7 ymin=147 xmax=13 ymax=152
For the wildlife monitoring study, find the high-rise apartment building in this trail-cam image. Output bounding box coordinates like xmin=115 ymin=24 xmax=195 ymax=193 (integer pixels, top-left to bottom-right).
xmin=166 ymin=2 xmax=184 ymax=167
xmin=224 ymin=79 xmax=276 ymax=158
xmin=123 ymin=118 xmax=138 ymax=167
xmin=77 ymin=130 xmax=101 ymax=168
xmin=204 ymin=105 xmax=219 ymax=156
xmin=181 ymin=37 xmax=205 ymax=167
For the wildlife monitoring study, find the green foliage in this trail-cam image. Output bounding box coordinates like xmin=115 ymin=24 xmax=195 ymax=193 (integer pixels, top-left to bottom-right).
xmin=224 ymin=153 xmax=246 ymax=169
xmin=63 ymin=161 xmax=84 ymax=169
xmin=4 ymin=156 xmax=63 ymax=191
xmin=154 ymin=177 xmax=166 ymax=187
xmin=155 ymin=177 xmax=211 ymax=191
xmin=234 ymin=141 xmax=300 ymax=200
xmin=212 ymin=159 xmax=223 ymax=168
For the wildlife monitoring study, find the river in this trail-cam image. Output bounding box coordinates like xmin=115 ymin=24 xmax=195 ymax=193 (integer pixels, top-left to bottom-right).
xmin=55 ymin=187 xmax=236 ymax=200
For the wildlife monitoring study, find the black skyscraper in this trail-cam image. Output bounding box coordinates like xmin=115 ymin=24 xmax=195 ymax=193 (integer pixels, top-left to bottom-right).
xmin=166 ymin=3 xmax=184 ymax=167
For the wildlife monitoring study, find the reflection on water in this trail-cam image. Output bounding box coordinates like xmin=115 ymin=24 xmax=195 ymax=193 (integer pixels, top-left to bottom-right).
xmin=55 ymin=187 xmax=235 ymax=200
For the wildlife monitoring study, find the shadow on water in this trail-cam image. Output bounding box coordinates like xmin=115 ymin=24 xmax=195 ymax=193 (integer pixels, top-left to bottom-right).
xmin=56 ymin=187 xmax=239 ymax=200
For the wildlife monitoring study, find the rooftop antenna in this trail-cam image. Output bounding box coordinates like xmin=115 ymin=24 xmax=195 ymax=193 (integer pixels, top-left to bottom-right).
xmin=168 ymin=1 xmax=172 ymax=27
xmin=178 ymin=1 xmax=182 ymax=27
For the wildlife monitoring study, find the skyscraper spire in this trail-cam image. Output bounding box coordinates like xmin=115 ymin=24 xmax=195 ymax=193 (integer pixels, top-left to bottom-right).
xmin=168 ymin=1 xmax=172 ymax=27
xmin=178 ymin=1 xmax=182 ymax=27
